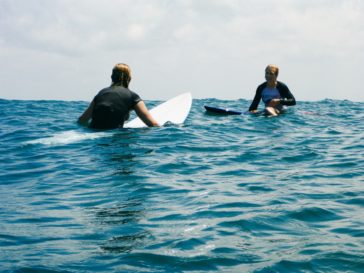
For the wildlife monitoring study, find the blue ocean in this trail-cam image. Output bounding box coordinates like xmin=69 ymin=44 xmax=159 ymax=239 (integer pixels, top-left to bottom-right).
xmin=0 ymin=98 xmax=363 ymax=273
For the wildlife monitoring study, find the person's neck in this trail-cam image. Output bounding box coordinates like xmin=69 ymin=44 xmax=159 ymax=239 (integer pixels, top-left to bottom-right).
xmin=111 ymin=82 xmax=128 ymax=88
xmin=267 ymin=81 xmax=277 ymax=88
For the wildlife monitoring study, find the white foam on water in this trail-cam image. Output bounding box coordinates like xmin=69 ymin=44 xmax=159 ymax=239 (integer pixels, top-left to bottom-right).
xmin=25 ymin=130 xmax=109 ymax=146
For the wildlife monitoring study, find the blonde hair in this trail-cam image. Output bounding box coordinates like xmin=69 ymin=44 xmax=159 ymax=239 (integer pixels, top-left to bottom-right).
xmin=265 ymin=64 xmax=279 ymax=76
xmin=111 ymin=63 xmax=132 ymax=88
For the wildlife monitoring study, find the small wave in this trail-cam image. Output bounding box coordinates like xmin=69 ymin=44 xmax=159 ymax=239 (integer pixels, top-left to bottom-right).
xmin=288 ymin=207 xmax=342 ymax=222
xmin=24 ymin=130 xmax=109 ymax=146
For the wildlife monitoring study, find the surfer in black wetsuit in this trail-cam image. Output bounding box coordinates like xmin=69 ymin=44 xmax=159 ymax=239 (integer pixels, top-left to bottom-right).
xmin=248 ymin=64 xmax=296 ymax=116
xmin=78 ymin=63 xmax=159 ymax=129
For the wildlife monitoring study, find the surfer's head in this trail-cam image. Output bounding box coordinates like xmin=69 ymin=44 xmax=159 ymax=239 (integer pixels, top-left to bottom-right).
xmin=111 ymin=63 xmax=132 ymax=88
xmin=265 ymin=64 xmax=279 ymax=77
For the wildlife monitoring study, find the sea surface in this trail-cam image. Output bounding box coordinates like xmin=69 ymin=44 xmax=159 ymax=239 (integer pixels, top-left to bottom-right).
xmin=0 ymin=98 xmax=363 ymax=273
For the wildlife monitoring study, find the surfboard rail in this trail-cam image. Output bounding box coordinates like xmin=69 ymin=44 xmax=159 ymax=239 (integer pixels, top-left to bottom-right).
xmin=204 ymin=105 xmax=243 ymax=115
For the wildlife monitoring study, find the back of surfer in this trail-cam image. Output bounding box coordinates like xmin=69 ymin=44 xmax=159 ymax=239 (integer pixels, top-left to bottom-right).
xmin=248 ymin=64 xmax=296 ymax=116
xmin=78 ymin=63 xmax=159 ymax=129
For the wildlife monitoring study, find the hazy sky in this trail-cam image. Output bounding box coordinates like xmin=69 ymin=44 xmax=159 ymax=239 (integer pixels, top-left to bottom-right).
xmin=1 ymin=0 xmax=363 ymax=102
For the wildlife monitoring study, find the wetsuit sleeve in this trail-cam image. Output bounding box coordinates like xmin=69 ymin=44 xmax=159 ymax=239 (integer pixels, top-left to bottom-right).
xmin=130 ymin=91 xmax=142 ymax=107
xmin=278 ymin=83 xmax=296 ymax=106
xmin=248 ymin=85 xmax=263 ymax=111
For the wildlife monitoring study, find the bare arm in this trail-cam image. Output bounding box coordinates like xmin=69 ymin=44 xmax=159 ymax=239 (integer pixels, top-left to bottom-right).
xmin=134 ymin=101 xmax=160 ymax=127
xmin=78 ymin=100 xmax=94 ymax=126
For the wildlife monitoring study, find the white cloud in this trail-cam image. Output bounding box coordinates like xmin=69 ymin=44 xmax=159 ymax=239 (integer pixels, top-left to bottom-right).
xmin=127 ymin=24 xmax=146 ymax=41
xmin=0 ymin=0 xmax=363 ymax=101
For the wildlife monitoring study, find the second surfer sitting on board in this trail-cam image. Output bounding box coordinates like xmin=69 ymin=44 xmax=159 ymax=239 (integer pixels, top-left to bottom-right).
xmin=248 ymin=64 xmax=296 ymax=116
xmin=78 ymin=63 xmax=159 ymax=129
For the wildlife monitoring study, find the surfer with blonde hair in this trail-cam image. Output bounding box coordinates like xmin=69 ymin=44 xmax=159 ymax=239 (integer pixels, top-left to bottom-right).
xmin=78 ymin=63 xmax=159 ymax=129
xmin=248 ymin=64 xmax=296 ymax=116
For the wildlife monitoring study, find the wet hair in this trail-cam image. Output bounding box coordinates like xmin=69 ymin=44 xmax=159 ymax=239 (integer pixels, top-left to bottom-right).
xmin=265 ymin=64 xmax=279 ymax=76
xmin=111 ymin=63 xmax=132 ymax=88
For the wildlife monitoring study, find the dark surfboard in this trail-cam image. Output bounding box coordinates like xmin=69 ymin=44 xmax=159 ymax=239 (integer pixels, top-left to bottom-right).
xmin=204 ymin=105 xmax=243 ymax=115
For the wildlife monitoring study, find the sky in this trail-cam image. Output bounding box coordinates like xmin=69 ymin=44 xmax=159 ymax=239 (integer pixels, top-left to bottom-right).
xmin=0 ymin=0 xmax=363 ymax=102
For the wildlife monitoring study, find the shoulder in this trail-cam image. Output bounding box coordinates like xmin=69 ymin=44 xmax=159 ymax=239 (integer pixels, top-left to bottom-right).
xmin=127 ymin=88 xmax=140 ymax=98
xmin=94 ymin=87 xmax=110 ymax=98
xmin=128 ymin=88 xmax=140 ymax=96
xmin=276 ymin=81 xmax=290 ymax=91
xmin=256 ymin=82 xmax=267 ymax=93
xmin=128 ymin=89 xmax=142 ymax=104
xmin=277 ymin=81 xmax=288 ymax=88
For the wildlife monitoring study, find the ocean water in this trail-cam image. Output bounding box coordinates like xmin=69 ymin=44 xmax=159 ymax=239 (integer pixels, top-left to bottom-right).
xmin=0 ymin=98 xmax=363 ymax=273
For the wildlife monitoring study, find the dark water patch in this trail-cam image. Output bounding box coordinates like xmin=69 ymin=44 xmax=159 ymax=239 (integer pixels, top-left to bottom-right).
xmin=288 ymin=207 xmax=342 ymax=222
xmin=11 ymin=267 xmax=71 ymax=273
xmin=100 ymin=232 xmax=149 ymax=254
xmin=213 ymin=201 xmax=262 ymax=209
xmin=0 ymin=233 xmax=64 ymax=247
xmin=255 ymin=259 xmax=316 ymax=273
xmin=173 ymin=237 xmax=206 ymax=250
xmin=309 ymin=251 xmax=364 ymax=272
xmin=120 ymin=252 xmax=255 ymax=271
xmin=339 ymin=197 xmax=364 ymax=207
xmin=246 ymin=185 xmax=275 ymax=192
xmin=331 ymin=227 xmax=364 ymax=237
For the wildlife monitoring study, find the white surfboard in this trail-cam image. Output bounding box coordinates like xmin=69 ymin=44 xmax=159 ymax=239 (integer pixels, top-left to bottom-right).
xmin=124 ymin=92 xmax=192 ymax=128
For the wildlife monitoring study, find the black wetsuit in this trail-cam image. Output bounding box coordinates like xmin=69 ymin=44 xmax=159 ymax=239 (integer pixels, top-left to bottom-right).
xmin=90 ymin=86 xmax=142 ymax=129
xmin=248 ymin=81 xmax=296 ymax=111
